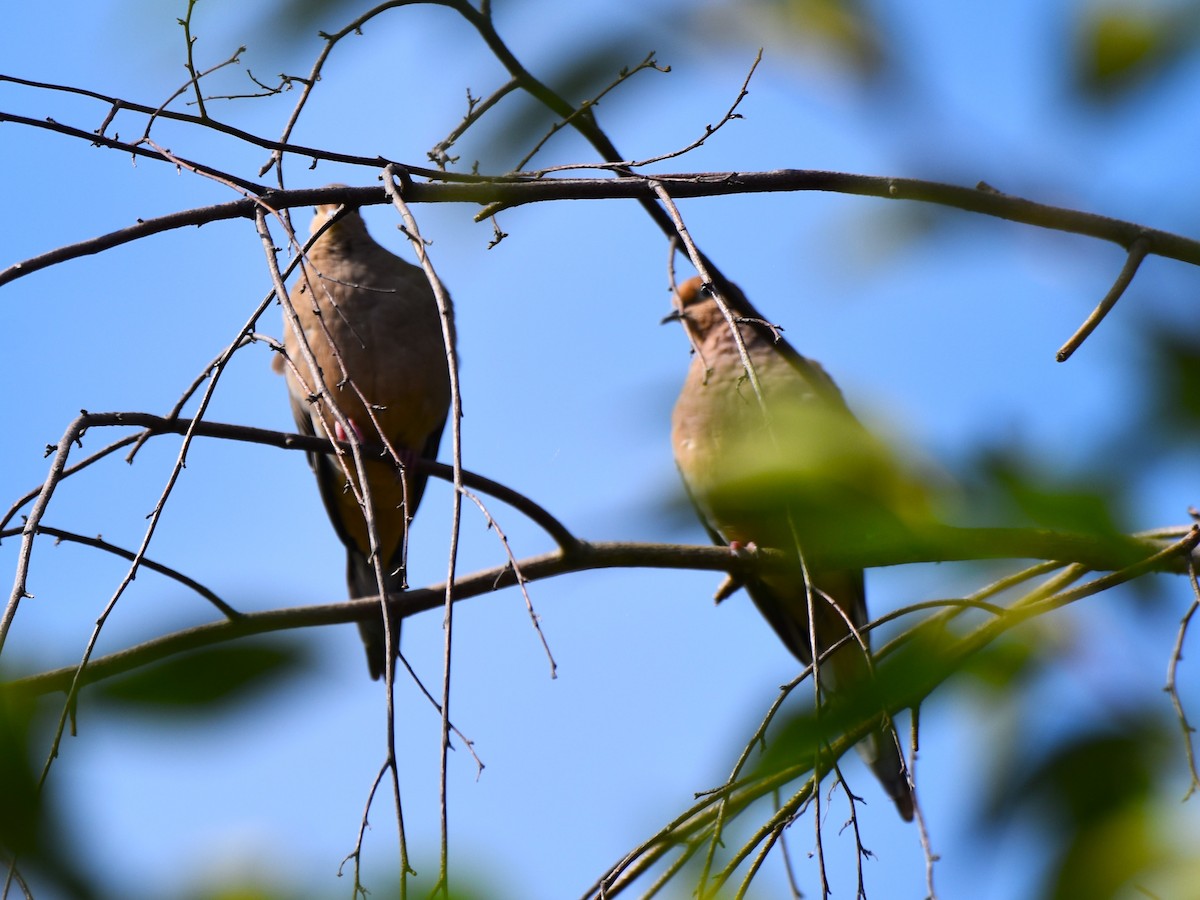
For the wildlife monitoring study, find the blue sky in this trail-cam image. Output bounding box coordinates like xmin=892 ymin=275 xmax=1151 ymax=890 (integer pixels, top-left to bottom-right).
xmin=3 ymin=2 xmax=1200 ymax=898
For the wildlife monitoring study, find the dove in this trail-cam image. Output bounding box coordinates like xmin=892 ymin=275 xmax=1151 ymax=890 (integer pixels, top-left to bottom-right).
xmin=667 ymin=275 xmax=914 ymax=820
xmin=279 ymin=198 xmax=453 ymax=680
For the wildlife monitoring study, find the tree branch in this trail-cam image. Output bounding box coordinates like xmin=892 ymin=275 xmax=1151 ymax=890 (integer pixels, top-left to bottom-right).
xmin=8 ymin=522 xmax=1193 ymax=699
xmin=6 ymin=173 xmax=1199 ymax=290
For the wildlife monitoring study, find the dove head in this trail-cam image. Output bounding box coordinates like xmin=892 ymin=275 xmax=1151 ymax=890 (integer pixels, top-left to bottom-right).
xmin=665 ymin=276 xmax=751 ymax=339
xmin=310 ymin=190 xmax=369 ymax=241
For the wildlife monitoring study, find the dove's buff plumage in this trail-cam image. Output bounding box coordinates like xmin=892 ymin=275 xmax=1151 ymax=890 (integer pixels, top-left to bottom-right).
xmin=668 ymin=275 xmax=914 ymax=821
xmin=281 ymin=200 xmax=453 ymax=680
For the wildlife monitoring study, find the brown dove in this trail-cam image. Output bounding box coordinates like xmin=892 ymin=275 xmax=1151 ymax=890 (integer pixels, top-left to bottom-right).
xmin=280 ymin=198 xmax=453 ymax=680
xmin=667 ymin=275 xmax=914 ymax=821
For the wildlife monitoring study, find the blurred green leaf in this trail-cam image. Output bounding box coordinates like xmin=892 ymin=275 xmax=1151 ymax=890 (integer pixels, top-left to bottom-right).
xmin=1048 ymin=805 xmax=1160 ymax=900
xmin=767 ymin=0 xmax=883 ymax=74
xmin=703 ymin=402 xmax=942 ymax=563
xmin=0 ymin=688 xmax=40 ymax=860
xmin=91 ymin=641 xmax=308 ymax=715
xmin=1017 ymin=726 xmax=1159 ymax=827
xmin=1073 ymin=4 xmax=1200 ymax=99
xmin=750 ymin=622 xmax=970 ymax=780
xmin=968 ymin=445 xmax=1128 ymax=537
xmin=981 ymin=714 xmax=1178 ymax=899
xmin=956 ymin=630 xmax=1042 ymax=691
xmin=696 ymin=0 xmax=884 ymax=78
xmin=0 ymin=684 xmax=96 ymax=897
xmin=1143 ymin=321 xmax=1200 ymax=441
xmin=186 ymin=888 xmax=300 ymax=900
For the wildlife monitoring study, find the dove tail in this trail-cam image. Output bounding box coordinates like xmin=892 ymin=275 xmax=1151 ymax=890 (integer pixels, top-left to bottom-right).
xmin=858 ymin=724 xmax=915 ymax=822
xmin=347 ymin=549 xmax=405 ymax=681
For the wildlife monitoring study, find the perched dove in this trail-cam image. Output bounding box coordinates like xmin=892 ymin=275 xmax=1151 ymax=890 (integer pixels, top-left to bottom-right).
xmin=279 ymin=199 xmax=453 ymax=680
xmin=667 ymin=275 xmax=914 ymax=821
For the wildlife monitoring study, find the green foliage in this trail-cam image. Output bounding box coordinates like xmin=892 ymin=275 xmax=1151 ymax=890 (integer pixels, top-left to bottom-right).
xmin=1074 ymin=3 xmax=1200 ymax=98
xmin=970 ymin=446 xmax=1129 ymax=538
xmin=981 ymin=714 xmax=1183 ymax=900
xmin=90 ymin=641 xmax=309 ymax=715
xmin=0 ymin=685 xmax=95 ymax=898
xmin=1144 ymin=321 xmax=1200 ymax=441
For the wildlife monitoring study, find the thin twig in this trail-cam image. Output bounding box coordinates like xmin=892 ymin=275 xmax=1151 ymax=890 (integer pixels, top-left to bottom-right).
xmin=530 ymin=50 xmax=760 ymax=177
xmin=1167 ymin=558 xmax=1200 ymax=799
xmin=1 ymin=433 xmax=141 ymax=533
xmin=337 ymin=760 xmax=393 ymax=897
xmin=180 ymin=1 xmax=208 ymax=119
xmin=910 ymin=707 xmax=939 ymax=900
xmin=1056 ymin=236 xmax=1151 ymax=362
xmin=384 ymin=168 xmax=464 ymax=899
xmin=5 ymin=415 xmax=578 ymax=552
xmin=428 ymin=79 xmax=520 ymax=169
xmin=832 ymin=763 xmax=870 ymax=899
xmin=511 ymin=52 xmax=670 ymax=173
xmin=0 ymin=525 xmax=237 ymax=618
xmin=461 ymin=486 xmax=557 ymax=677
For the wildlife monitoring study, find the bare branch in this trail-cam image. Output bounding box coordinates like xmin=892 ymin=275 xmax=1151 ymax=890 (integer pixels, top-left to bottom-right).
xmin=1168 ymin=559 xmax=1200 ymax=799
xmin=531 ymin=49 xmax=760 ymax=177
xmin=382 ymin=170 xmax=465 ymax=895
xmin=179 ymin=0 xmax=209 ymax=119
xmin=511 ymin=51 xmax=670 ymax=173
xmin=428 ymin=79 xmax=520 ymax=170
xmin=1056 ymin=237 xmax=1151 ymax=362
xmin=0 ymin=525 xmax=237 ymax=618
xmin=7 ymin=173 xmax=1199 ymax=293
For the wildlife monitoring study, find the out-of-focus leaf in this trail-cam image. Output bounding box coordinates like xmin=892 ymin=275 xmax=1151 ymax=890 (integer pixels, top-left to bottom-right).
xmin=91 ymin=641 xmax=309 ymax=715
xmin=750 ymin=622 xmax=971 ymax=780
xmin=182 ymin=872 xmax=501 ymax=900
xmin=953 ymin=630 xmax=1043 ymax=691
xmin=980 ymin=715 xmax=1175 ymax=899
xmin=0 ymin=684 xmax=96 ymax=897
xmin=185 ymin=888 xmax=300 ymax=900
xmin=0 ymin=688 xmax=40 ymax=860
xmin=1073 ymin=5 xmax=1200 ymax=99
xmin=968 ymin=445 xmax=1128 ymax=538
xmin=696 ymin=0 xmax=884 ymax=78
xmin=772 ymin=0 xmax=884 ymax=75
xmin=1017 ymin=726 xmax=1160 ymax=826
xmin=1143 ymin=321 xmax=1200 ymax=441
xmin=702 ymin=402 xmax=943 ymax=566
xmin=1047 ymin=805 xmax=1160 ymax=900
